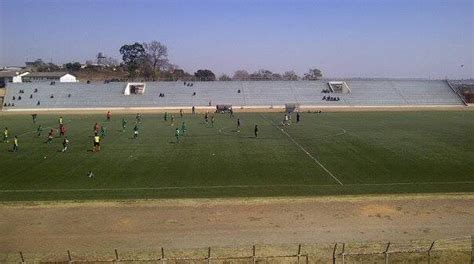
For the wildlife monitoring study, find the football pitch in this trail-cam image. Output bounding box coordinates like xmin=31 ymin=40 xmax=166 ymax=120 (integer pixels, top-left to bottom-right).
xmin=0 ymin=111 xmax=473 ymax=201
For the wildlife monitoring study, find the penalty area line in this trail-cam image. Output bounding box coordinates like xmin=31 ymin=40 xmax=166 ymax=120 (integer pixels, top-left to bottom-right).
xmin=260 ymin=114 xmax=344 ymax=185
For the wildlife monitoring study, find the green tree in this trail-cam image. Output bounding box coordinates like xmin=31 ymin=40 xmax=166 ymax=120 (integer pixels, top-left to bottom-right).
xmin=64 ymin=62 xmax=82 ymax=71
xmin=119 ymin=42 xmax=146 ymax=78
xmin=194 ymin=69 xmax=216 ymax=81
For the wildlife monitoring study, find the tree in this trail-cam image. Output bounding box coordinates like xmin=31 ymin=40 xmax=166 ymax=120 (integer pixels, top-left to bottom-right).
xmin=64 ymin=62 xmax=82 ymax=71
xmin=232 ymin=70 xmax=250 ymax=81
xmin=143 ymin=41 xmax=169 ymax=80
xmin=283 ymin=71 xmax=299 ymax=81
xmin=119 ymin=42 xmax=146 ymax=78
xmin=45 ymin=63 xmax=61 ymax=72
xmin=219 ymin=74 xmax=232 ymax=81
xmin=158 ymin=71 xmax=174 ymax=81
xmin=271 ymin=73 xmax=282 ymax=81
xmin=250 ymin=69 xmax=273 ymax=80
xmin=303 ymin=68 xmax=323 ymax=80
xmin=172 ymin=69 xmax=185 ymax=80
xmin=194 ymin=69 xmax=216 ymax=81
xmin=29 ymin=59 xmax=60 ymax=72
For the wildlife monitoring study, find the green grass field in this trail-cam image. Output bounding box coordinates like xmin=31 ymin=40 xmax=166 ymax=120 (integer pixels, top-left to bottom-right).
xmin=0 ymin=111 xmax=473 ymax=201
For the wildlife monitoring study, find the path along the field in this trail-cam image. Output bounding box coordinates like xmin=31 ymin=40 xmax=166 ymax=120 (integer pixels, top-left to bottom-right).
xmin=0 ymin=111 xmax=473 ymax=201
xmin=0 ymin=194 xmax=473 ymax=259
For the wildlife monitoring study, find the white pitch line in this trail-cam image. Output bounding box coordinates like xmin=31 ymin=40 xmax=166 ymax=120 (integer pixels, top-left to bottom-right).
xmin=260 ymin=114 xmax=344 ymax=185
xmin=0 ymin=181 xmax=473 ymax=193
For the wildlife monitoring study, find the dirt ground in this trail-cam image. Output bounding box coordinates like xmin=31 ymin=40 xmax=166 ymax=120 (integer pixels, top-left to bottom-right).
xmin=0 ymin=194 xmax=473 ymax=262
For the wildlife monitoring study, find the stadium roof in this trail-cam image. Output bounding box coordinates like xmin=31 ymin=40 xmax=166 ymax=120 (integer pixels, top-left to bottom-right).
xmin=0 ymin=70 xmax=23 ymax=78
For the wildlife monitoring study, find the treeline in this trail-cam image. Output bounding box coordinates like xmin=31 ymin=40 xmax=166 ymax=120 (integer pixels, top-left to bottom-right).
xmin=58 ymin=40 xmax=323 ymax=81
xmin=227 ymin=69 xmax=322 ymax=81
xmin=118 ymin=40 xmax=323 ymax=81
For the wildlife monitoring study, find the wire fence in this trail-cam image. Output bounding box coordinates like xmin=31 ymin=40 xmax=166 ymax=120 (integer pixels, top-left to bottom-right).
xmin=333 ymin=235 xmax=473 ymax=264
xmin=12 ymin=236 xmax=473 ymax=263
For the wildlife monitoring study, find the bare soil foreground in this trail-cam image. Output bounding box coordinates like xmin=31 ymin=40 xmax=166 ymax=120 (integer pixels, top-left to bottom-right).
xmin=0 ymin=194 xmax=473 ymax=262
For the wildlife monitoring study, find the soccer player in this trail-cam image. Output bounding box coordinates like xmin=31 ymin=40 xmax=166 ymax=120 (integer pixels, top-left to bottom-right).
xmin=106 ymin=111 xmax=112 ymax=121
xmin=237 ymin=118 xmax=241 ymax=132
xmin=181 ymin=121 xmax=187 ymax=136
xmin=100 ymin=126 xmax=107 ymax=137
xmin=94 ymin=123 xmax=100 ymax=134
xmin=93 ymin=133 xmax=101 ymax=152
xmin=296 ymin=112 xmax=300 ymax=123
xmin=12 ymin=136 xmax=19 ymax=152
xmin=192 ymin=106 xmax=195 ymax=115
xmin=164 ymin=112 xmax=168 ymax=121
xmin=3 ymin=127 xmax=9 ymax=143
xmin=59 ymin=124 xmax=66 ymax=137
xmin=204 ymin=112 xmax=209 ymax=125
xmin=36 ymin=125 xmax=43 ymax=137
xmin=283 ymin=114 xmax=289 ymax=126
xmin=59 ymin=116 xmax=63 ymax=126
xmin=170 ymin=115 xmax=175 ymax=126
xmin=32 ymin=113 xmax=38 ymax=123
xmin=211 ymin=115 xmax=215 ymax=127
xmin=180 ymin=109 xmax=183 ymax=118
xmin=136 ymin=113 xmax=142 ymax=123
xmin=122 ymin=118 xmax=127 ymax=132
xmin=229 ymin=108 xmax=234 ymax=118
xmin=45 ymin=129 xmax=54 ymax=143
xmin=254 ymin=125 xmax=259 ymax=138
xmin=133 ymin=124 xmax=139 ymax=139
xmin=62 ymin=137 xmax=69 ymax=152
xmin=175 ymin=128 xmax=180 ymax=143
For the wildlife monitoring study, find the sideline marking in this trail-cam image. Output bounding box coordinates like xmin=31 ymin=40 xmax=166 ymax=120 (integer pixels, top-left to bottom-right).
xmin=260 ymin=114 xmax=344 ymax=185
xmin=0 ymin=181 xmax=473 ymax=193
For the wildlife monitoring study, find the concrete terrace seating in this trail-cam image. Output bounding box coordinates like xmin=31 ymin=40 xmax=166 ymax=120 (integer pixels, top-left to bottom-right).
xmin=3 ymin=80 xmax=463 ymax=110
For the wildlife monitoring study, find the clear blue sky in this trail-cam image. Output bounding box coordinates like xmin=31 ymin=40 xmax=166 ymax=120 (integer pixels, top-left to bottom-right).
xmin=0 ymin=0 xmax=472 ymax=78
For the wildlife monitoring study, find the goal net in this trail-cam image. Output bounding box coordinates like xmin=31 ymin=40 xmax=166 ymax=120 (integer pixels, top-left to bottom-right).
xmin=124 ymin=82 xmax=146 ymax=95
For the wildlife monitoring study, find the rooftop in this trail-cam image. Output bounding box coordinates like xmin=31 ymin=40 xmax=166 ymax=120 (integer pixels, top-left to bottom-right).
xmin=25 ymin=72 xmax=73 ymax=78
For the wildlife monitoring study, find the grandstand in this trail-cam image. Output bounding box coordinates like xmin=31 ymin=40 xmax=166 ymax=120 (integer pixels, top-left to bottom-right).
xmin=2 ymin=79 xmax=464 ymax=110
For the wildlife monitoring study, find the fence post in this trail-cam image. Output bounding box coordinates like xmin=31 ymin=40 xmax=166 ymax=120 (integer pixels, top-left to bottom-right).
xmin=161 ymin=247 xmax=165 ymax=264
xmin=384 ymin=242 xmax=391 ymax=264
xmin=297 ymin=244 xmax=301 ymax=264
xmin=427 ymin=241 xmax=435 ymax=264
xmin=114 ymin=249 xmax=119 ymax=262
xmin=332 ymin=243 xmax=337 ymax=264
xmin=252 ymin=245 xmax=256 ymax=264
xmin=207 ymin=246 xmax=211 ymax=264
xmin=67 ymin=250 xmax=72 ymax=263
xmin=19 ymin=251 xmax=25 ymax=263
xmin=341 ymin=243 xmax=346 ymax=264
